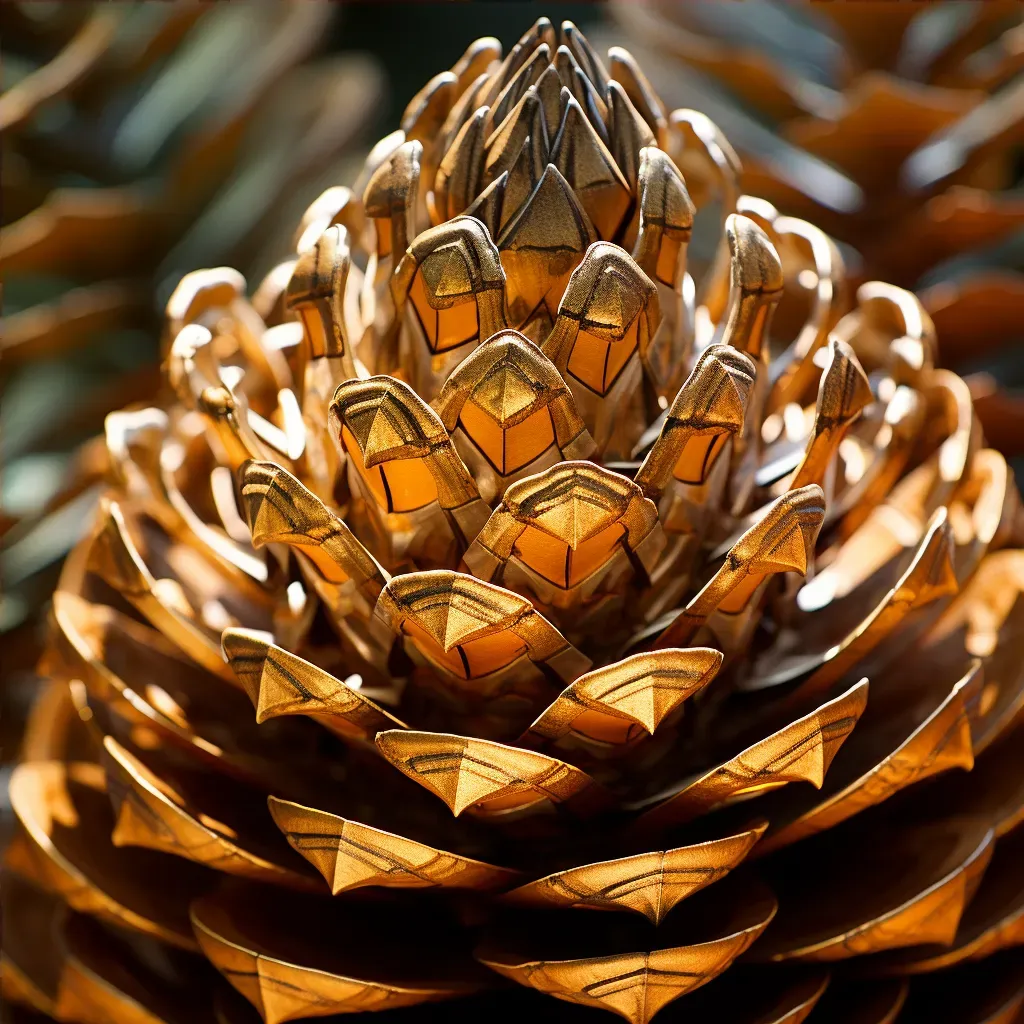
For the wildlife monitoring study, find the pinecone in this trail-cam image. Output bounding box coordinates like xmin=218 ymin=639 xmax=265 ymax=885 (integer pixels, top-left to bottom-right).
xmin=7 ymin=17 xmax=1024 ymax=1024
xmin=608 ymin=0 xmax=1024 ymax=464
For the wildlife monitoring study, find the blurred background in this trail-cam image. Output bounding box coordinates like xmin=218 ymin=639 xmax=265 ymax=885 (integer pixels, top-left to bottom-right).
xmin=2 ymin=0 xmax=1022 ymax=837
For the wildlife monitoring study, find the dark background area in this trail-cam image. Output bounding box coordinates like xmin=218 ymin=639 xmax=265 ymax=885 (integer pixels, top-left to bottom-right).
xmin=332 ymin=2 xmax=606 ymax=137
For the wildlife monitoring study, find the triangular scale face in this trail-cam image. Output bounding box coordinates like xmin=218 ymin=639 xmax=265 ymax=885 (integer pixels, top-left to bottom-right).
xmin=450 ymin=758 xmax=512 ymax=816
xmin=472 ymin=358 xmax=538 ymax=424
xmin=600 ymin=681 xmax=683 ymax=735
xmin=359 ymin=405 xmax=407 ymax=463
xmin=512 ymin=849 xmax=718 ymax=924
xmin=586 ymin=266 xmax=641 ymax=336
xmin=779 ymin=734 xmax=827 ymax=789
xmin=420 ymin=243 xmax=473 ymax=301
xmin=573 ymin=651 xmax=720 ymax=736
xmin=255 ymin=659 xmax=307 ymax=722
xmin=534 ymin=489 xmax=610 ymax=548
xmin=592 ymin=855 xmax=672 ymax=921
xmin=497 ymin=163 xmax=596 ymax=335
xmin=498 ymin=163 xmax=593 ymax=256
xmin=379 ymin=734 xmax=509 ymax=814
xmin=550 ymin=97 xmax=630 ymax=239
xmin=763 ymin=526 xmax=811 ymax=574
xmin=244 ymin=489 xmax=287 ymax=543
xmin=408 ymin=597 xmax=495 ymax=652
xmin=256 ymin=964 xmax=341 ymax=1024
xmin=410 ymin=600 xmax=457 ymax=650
xmin=442 ymin=599 xmax=496 ymax=651
xmin=736 ymin=487 xmax=824 ymax=576
xmin=329 ymin=830 xmax=386 ymax=895
xmin=715 ymin=376 xmax=749 ymax=425
xmin=533 ymin=66 xmax=563 ymax=139
xmin=376 ymin=732 xmax=578 ymax=817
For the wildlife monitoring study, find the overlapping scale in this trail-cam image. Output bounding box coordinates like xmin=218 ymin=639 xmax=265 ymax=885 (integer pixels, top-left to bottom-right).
xmin=9 ymin=761 xmax=211 ymax=952
xmin=520 ymin=648 xmax=721 ymax=755
xmin=100 ymin=736 xmax=320 ymax=890
xmin=191 ymin=883 xmax=491 ymax=1024
xmin=634 ymin=680 xmax=869 ymax=832
xmin=374 ymin=730 xmax=604 ymax=819
xmin=501 ymin=821 xmax=766 ymax=924
xmin=266 ymin=794 xmax=519 ymax=896
xmin=477 ymin=876 xmax=778 ymax=1023
xmin=755 ymin=812 xmax=996 ymax=962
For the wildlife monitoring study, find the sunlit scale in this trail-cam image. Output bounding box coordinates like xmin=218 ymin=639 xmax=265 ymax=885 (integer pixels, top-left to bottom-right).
xmin=13 ymin=15 xmax=1024 ymax=1024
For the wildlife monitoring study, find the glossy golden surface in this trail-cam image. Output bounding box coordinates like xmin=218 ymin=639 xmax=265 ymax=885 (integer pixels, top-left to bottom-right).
xmin=222 ymin=629 xmax=405 ymax=741
xmin=13 ymin=13 xmax=1024 ymax=1024
xmin=266 ymin=795 xmax=520 ymax=895
xmin=634 ymin=344 xmax=755 ymax=498
xmin=522 ymin=647 xmax=721 ymax=753
xmin=752 ymin=661 xmax=984 ymax=855
xmin=651 ymin=483 xmax=825 ymax=651
xmin=375 ymin=730 xmax=601 ymax=818
xmin=434 ymin=329 xmax=597 ymax=501
xmin=478 ymin=879 xmax=778 ymax=1022
xmin=502 ymin=821 xmax=767 ymax=923
xmin=637 ymin=680 xmax=869 ymax=831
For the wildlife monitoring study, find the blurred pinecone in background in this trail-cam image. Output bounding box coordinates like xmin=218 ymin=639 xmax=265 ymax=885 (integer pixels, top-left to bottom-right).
xmin=6 ymin=14 xmax=1024 ymax=1024
xmin=607 ymin=0 xmax=1024 ymax=462
xmin=1 ymin=1 xmax=382 ymax=761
